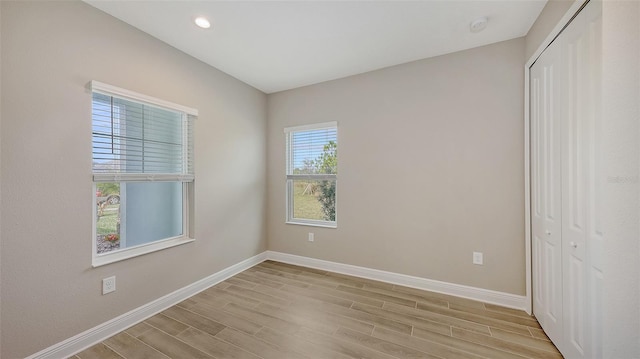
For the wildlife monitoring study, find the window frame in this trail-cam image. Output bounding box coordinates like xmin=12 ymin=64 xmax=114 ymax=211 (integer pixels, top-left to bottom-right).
xmin=284 ymin=121 xmax=338 ymax=228
xmin=91 ymin=81 xmax=197 ymax=267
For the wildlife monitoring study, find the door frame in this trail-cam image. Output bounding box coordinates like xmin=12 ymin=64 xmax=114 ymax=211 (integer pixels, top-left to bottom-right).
xmin=524 ymin=0 xmax=589 ymax=315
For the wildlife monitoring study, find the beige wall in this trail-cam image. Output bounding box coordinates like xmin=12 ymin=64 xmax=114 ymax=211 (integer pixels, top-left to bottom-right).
xmin=525 ymin=0 xmax=574 ymax=60
xmin=602 ymin=1 xmax=640 ymax=356
xmin=267 ymin=38 xmax=526 ymax=295
xmin=0 ymin=2 xmax=3 ymax=355
xmin=0 ymin=1 xmax=267 ymax=358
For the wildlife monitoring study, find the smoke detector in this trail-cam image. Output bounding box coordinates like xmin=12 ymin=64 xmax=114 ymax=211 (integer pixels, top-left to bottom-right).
xmin=470 ymin=17 xmax=488 ymax=33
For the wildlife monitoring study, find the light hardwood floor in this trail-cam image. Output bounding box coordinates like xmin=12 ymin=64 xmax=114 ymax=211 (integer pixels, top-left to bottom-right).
xmin=71 ymin=261 xmax=562 ymax=359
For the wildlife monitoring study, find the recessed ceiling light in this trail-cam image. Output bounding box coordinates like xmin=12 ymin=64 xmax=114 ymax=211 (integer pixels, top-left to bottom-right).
xmin=470 ymin=17 xmax=488 ymax=33
xmin=194 ymin=17 xmax=211 ymax=29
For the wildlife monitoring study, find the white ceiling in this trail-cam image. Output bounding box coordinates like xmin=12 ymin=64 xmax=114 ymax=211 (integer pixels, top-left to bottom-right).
xmin=85 ymin=1 xmax=546 ymax=94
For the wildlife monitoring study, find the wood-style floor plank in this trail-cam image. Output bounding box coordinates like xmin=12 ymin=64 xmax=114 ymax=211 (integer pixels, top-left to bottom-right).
xmin=181 ymin=292 xmax=229 ymax=309
xmin=485 ymin=303 xmax=537 ymax=319
xmin=268 ymin=299 xmax=377 ymax=335
xmin=123 ymin=322 xmax=153 ymax=338
xmin=392 ymin=285 xmax=488 ymax=310
xmin=102 ymin=332 xmax=170 ymax=359
xmin=282 ymin=284 xmax=355 ymax=307
xmin=334 ymin=327 xmax=438 ymax=358
xmin=451 ymin=328 xmax=562 ymax=359
xmin=224 ymin=284 xmax=293 ymax=308
xmin=361 ymin=284 xmax=451 ymax=308
xmin=176 ymin=327 xmax=261 ymax=359
xmin=76 ymin=343 xmax=124 ymax=359
xmin=254 ymin=302 xmax=340 ymax=334
xmin=296 ymin=270 xmax=367 ymax=289
xmin=201 ymin=287 xmax=262 ymax=309
xmin=529 ymin=327 xmax=552 ymax=341
xmin=327 ymin=272 xmax=395 ymax=290
xmin=336 ymin=285 xmax=417 ymax=307
xmin=295 ymin=327 xmax=397 ymax=359
xmin=255 ymin=326 xmax=353 ymax=359
xmin=176 ymin=299 xmax=263 ymax=335
xmin=448 ymin=302 xmax=542 ymax=328
xmin=411 ymin=327 xmax=527 ymax=359
xmin=372 ymin=326 xmax=485 ymax=359
xmin=224 ymin=277 xmax=259 ymax=290
xmin=247 ymin=267 xmax=315 ymax=289
xmin=291 ymin=300 xmax=414 ymax=335
xmin=73 ymin=261 xmax=562 ymax=359
xmin=222 ymin=302 xmax=302 ymax=335
xmin=382 ymin=302 xmax=493 ymax=335
xmin=489 ymin=327 xmax=559 ymax=353
xmin=416 ymin=302 xmax=535 ymax=336
xmin=244 ymin=265 xmax=314 ymax=288
xmin=265 ymin=261 xmax=328 ymax=276
xmin=234 ymin=271 xmax=286 ymax=289
xmin=216 ymin=327 xmax=308 ymax=359
xmin=136 ymin=327 xmax=214 ymax=359
xmin=144 ymin=314 xmax=189 ymax=336
xmin=350 ymin=302 xmax=452 ymax=336
xmin=161 ymin=306 xmax=226 ymax=337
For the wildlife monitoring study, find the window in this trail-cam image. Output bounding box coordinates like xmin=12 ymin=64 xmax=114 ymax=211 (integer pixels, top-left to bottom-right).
xmin=91 ymin=81 xmax=196 ymax=266
xmin=285 ymin=122 xmax=337 ymax=227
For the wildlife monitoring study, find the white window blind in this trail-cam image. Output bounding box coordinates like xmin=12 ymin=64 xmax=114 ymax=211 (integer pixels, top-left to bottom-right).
xmin=91 ymin=82 xmax=195 ymax=182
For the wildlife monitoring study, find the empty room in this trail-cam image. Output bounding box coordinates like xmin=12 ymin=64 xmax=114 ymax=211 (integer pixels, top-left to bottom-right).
xmin=1 ymin=0 xmax=638 ymax=358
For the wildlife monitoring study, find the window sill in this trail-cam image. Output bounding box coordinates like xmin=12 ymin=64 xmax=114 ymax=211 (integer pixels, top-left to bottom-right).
xmin=92 ymin=236 xmax=195 ymax=267
xmin=286 ymin=220 xmax=337 ymax=229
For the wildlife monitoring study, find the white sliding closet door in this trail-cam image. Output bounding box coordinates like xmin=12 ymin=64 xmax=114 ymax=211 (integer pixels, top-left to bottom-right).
xmin=530 ymin=1 xmax=602 ymax=358
xmin=530 ymin=40 xmax=563 ymax=343
xmin=560 ymin=1 xmax=603 ymax=358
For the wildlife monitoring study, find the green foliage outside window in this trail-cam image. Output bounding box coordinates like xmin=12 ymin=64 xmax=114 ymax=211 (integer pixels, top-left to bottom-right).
xmin=315 ymin=141 xmax=337 ymax=221
xmin=96 ymin=182 xmax=120 ymax=196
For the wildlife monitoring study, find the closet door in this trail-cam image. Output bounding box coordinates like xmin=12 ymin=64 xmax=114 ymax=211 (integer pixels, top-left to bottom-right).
xmin=530 ymin=38 xmax=563 ymax=343
xmin=560 ymin=1 xmax=602 ymax=358
xmin=585 ymin=5 xmax=603 ymax=357
xmin=530 ymin=1 xmax=602 ymax=358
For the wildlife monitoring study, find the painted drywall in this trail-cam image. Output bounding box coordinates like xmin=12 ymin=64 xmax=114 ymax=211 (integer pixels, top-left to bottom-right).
xmin=0 ymin=2 xmax=3 ymax=355
xmin=0 ymin=1 xmax=267 ymax=358
xmin=267 ymin=38 xmax=526 ymax=295
xmin=525 ymin=0 xmax=574 ymax=60
xmin=602 ymin=1 xmax=640 ymax=357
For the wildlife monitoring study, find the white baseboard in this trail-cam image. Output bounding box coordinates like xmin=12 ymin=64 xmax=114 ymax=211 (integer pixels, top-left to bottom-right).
xmin=266 ymin=251 xmax=527 ymax=311
xmin=26 ymin=252 xmax=268 ymax=359
xmin=29 ymin=250 xmax=527 ymax=358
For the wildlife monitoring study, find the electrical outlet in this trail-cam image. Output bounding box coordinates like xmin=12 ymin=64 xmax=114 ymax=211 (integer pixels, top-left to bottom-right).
xmin=473 ymin=252 xmax=483 ymax=265
xmin=308 ymin=232 xmax=314 ymax=242
xmin=102 ymin=276 xmax=116 ymax=295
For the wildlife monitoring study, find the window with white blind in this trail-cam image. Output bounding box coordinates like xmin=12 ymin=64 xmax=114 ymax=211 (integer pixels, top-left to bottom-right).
xmin=91 ymin=81 xmax=196 ymax=266
xmin=285 ymin=122 xmax=337 ymax=227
